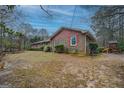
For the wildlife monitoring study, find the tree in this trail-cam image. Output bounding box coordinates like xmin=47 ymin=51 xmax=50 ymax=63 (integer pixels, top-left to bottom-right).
xmin=30 ymin=29 xmax=49 ymax=43
xmin=14 ymin=32 xmax=24 ymax=51
xmin=40 ymin=5 xmax=52 ymax=17
xmin=17 ymin=23 xmax=34 ymax=49
xmin=0 ymin=5 xmax=25 ymax=53
xmin=91 ymin=6 xmax=124 ymax=47
xmin=39 ymin=28 xmax=49 ymax=40
xmin=0 ymin=5 xmax=15 ymax=53
xmin=30 ymin=36 xmax=41 ymax=43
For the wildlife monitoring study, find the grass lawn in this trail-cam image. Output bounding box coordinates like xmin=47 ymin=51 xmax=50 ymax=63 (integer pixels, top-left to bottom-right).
xmin=0 ymin=51 xmax=124 ymax=88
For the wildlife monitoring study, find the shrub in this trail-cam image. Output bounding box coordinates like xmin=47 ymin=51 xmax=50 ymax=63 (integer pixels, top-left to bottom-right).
xmin=43 ymin=46 xmax=52 ymax=52
xmin=97 ymin=47 xmax=104 ymax=53
xmin=89 ymin=43 xmax=98 ymax=55
xmin=118 ymin=41 xmax=124 ymax=52
xmin=40 ymin=46 xmax=44 ymax=51
xmin=28 ymin=48 xmax=41 ymax=51
xmin=55 ymin=45 xmax=64 ymax=53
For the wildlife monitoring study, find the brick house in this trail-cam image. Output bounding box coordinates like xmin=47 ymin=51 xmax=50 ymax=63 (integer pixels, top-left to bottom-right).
xmin=31 ymin=27 xmax=96 ymax=54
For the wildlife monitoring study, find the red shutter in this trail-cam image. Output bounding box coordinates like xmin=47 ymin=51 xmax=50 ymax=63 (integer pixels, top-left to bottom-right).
xmin=68 ymin=31 xmax=70 ymax=47
xmin=76 ymin=32 xmax=79 ymax=48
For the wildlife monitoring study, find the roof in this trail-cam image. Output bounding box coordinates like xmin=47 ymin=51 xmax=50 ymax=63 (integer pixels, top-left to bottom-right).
xmin=108 ymin=40 xmax=118 ymax=44
xmin=31 ymin=27 xmax=96 ymax=45
xmin=31 ymin=39 xmax=50 ymax=45
xmin=50 ymin=27 xmax=96 ymax=41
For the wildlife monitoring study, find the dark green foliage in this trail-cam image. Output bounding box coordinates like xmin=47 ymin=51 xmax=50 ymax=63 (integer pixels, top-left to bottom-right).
xmin=28 ymin=48 xmax=42 ymax=51
xmin=43 ymin=46 xmax=52 ymax=52
xmin=55 ymin=45 xmax=64 ymax=53
xmin=28 ymin=46 xmax=52 ymax=52
xmin=118 ymin=41 xmax=124 ymax=52
xmin=89 ymin=43 xmax=98 ymax=55
xmin=30 ymin=36 xmax=42 ymax=43
xmin=30 ymin=28 xmax=49 ymax=43
xmin=40 ymin=46 xmax=44 ymax=51
xmin=96 ymin=47 xmax=104 ymax=53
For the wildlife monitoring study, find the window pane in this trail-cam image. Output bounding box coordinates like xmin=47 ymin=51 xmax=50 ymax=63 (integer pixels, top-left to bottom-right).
xmin=71 ymin=35 xmax=76 ymax=45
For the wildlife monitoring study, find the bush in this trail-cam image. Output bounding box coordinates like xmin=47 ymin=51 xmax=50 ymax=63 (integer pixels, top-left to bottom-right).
xmin=97 ymin=47 xmax=104 ymax=53
xmin=118 ymin=41 xmax=124 ymax=52
xmin=43 ymin=46 xmax=52 ymax=52
xmin=28 ymin=48 xmax=41 ymax=51
xmin=40 ymin=46 xmax=44 ymax=51
xmin=89 ymin=43 xmax=98 ymax=55
xmin=55 ymin=45 xmax=64 ymax=53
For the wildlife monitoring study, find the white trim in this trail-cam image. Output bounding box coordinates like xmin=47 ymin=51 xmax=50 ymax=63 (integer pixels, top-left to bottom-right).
xmin=70 ymin=35 xmax=77 ymax=46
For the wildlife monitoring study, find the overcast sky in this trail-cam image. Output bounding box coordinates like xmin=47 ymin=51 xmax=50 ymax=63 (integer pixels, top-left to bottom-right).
xmin=19 ymin=5 xmax=100 ymax=35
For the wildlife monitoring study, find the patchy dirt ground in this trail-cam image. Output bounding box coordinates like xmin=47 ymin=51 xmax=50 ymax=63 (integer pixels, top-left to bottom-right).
xmin=0 ymin=51 xmax=124 ymax=88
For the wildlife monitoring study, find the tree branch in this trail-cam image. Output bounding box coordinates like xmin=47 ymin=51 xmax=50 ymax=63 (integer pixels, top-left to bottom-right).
xmin=40 ymin=5 xmax=52 ymax=17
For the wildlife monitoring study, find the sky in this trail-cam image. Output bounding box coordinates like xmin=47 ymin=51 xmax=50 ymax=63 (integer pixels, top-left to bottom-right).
xmin=18 ymin=5 xmax=100 ymax=35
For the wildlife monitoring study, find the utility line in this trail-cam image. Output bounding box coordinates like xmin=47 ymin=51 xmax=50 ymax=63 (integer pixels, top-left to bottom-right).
xmin=70 ymin=5 xmax=77 ymax=28
xmin=40 ymin=5 xmax=52 ymax=17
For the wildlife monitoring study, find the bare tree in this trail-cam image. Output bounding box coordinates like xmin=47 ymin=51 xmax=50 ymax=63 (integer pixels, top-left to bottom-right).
xmin=91 ymin=6 xmax=124 ymax=47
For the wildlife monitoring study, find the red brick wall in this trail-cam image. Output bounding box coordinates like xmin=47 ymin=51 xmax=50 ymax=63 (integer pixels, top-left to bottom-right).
xmin=51 ymin=29 xmax=86 ymax=53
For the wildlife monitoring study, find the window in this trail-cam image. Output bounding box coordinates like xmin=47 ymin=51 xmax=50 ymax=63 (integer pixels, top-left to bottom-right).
xmin=70 ymin=35 xmax=77 ymax=46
